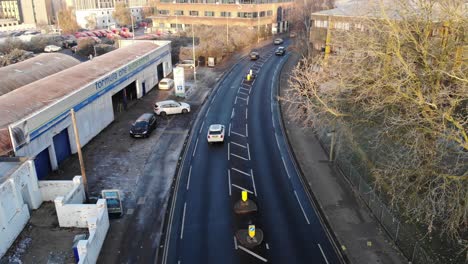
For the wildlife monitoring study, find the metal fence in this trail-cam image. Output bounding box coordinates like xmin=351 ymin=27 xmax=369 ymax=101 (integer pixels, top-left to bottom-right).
xmin=316 ymin=128 xmax=437 ymax=264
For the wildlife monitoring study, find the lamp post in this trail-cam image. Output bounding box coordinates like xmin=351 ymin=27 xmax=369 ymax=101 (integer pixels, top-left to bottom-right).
xmin=257 ymin=1 xmax=260 ymax=43
xmin=130 ymin=13 xmax=135 ymax=40
xmin=192 ymin=23 xmax=196 ymax=82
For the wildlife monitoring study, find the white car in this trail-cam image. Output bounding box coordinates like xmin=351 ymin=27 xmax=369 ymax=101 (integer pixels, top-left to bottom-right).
xmin=207 ymin=124 xmax=225 ymax=143
xmin=154 ymin=100 xmax=190 ymax=116
xmin=274 ymin=38 xmax=284 ymax=45
xmin=44 ymin=45 xmax=62 ymax=52
xmin=158 ymin=78 xmax=174 ymax=90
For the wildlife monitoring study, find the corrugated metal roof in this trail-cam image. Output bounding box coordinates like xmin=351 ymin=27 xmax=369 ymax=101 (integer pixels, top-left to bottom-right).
xmin=0 ymin=42 xmax=159 ymax=155
xmin=0 ymin=53 xmax=80 ymax=96
xmin=313 ymin=0 xmax=400 ymax=19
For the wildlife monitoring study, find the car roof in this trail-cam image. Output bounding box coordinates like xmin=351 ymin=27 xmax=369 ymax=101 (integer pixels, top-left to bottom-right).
xmin=136 ymin=113 xmax=154 ymax=121
xmin=209 ymin=124 xmax=223 ymax=131
xmin=161 ymin=78 xmax=172 ymax=82
xmin=156 ymin=100 xmax=176 ymax=105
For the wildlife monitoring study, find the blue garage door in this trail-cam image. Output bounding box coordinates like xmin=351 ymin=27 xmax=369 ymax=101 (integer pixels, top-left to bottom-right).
xmin=34 ymin=148 xmax=51 ymax=180
xmin=53 ymin=129 xmax=71 ymax=164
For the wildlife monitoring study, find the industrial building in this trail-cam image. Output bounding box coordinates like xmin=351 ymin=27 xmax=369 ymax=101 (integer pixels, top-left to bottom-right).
xmin=0 ymin=41 xmax=172 ymax=179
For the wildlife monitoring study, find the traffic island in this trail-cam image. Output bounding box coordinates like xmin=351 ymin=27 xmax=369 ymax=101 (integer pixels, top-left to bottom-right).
xmin=234 ymin=200 xmax=258 ymax=214
xmin=236 ymin=229 xmax=264 ymax=249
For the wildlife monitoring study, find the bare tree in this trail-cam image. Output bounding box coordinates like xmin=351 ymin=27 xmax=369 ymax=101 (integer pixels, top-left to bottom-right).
xmin=58 ymin=7 xmax=80 ymax=34
xmin=85 ymin=14 xmax=97 ymax=30
xmin=285 ymin=0 xmax=467 ymax=245
xmin=113 ymin=3 xmax=131 ymax=26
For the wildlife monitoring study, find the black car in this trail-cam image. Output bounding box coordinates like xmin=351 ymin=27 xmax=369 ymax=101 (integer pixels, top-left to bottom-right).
xmin=129 ymin=113 xmax=157 ymax=138
xmin=275 ymin=47 xmax=286 ymax=56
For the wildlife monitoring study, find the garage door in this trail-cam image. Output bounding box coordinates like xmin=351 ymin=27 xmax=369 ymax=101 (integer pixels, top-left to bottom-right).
xmin=53 ymin=128 xmax=71 ymax=164
xmin=34 ymin=148 xmax=51 ymax=180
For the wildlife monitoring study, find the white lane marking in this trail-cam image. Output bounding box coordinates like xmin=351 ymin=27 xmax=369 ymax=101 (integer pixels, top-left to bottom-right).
xmin=238 ymin=91 xmax=249 ymax=96
xmin=282 ymin=157 xmax=291 ymax=179
xmin=275 ymin=133 xmax=281 ymax=150
xmin=231 ymin=153 xmax=249 ymax=161
xmin=192 ymin=138 xmax=199 ymax=157
xmin=178 ymin=261 xmax=181 ymax=264
xmin=228 ymin=169 xmax=232 ymax=196
xmin=231 ymin=131 xmax=246 ymax=137
xmin=246 ymin=96 xmax=250 ymax=105
xmin=199 ymin=121 xmax=204 ymax=134
xmin=245 ymin=108 xmax=248 ymax=120
xmin=228 ymin=142 xmax=230 ymax=161
xmin=247 ymin=143 xmax=251 ymax=160
xmin=236 ymin=96 xmax=247 ymax=101
xmin=266 ymin=243 xmax=270 ymax=250
xmin=235 ymin=96 xmax=238 ymax=105
xmin=238 ymin=245 xmax=268 ymax=262
xmin=245 ymin=124 xmax=249 ymax=137
xmin=318 ymin=244 xmax=329 ymax=264
xmin=229 ymin=123 xmax=231 ymax=137
xmin=231 ymin=167 xmax=251 ymax=177
xmin=207 ymin=106 xmax=211 ymax=113
xmin=239 ymin=87 xmax=250 ymax=92
xmin=180 ymin=202 xmax=187 ymax=239
xmin=231 ymin=141 xmax=247 ymax=148
xmin=294 ymin=190 xmax=311 ymax=224
xmin=234 ymin=236 xmax=238 ymax=250
xmin=231 ymin=108 xmax=235 ymax=119
xmin=231 ymin=184 xmax=254 ymax=194
xmin=187 ymin=166 xmax=192 ymax=190
xmin=251 ymin=169 xmax=257 ymax=196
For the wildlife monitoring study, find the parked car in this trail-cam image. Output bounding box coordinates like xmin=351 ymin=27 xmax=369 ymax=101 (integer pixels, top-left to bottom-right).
xmin=176 ymin=59 xmax=196 ymax=68
xmin=249 ymin=50 xmax=260 ymax=60
xmin=129 ymin=113 xmax=157 ymax=138
xmin=275 ymin=46 xmax=286 ymax=56
xmin=289 ymin=32 xmax=297 ymax=38
xmin=274 ymin=38 xmax=284 ymax=45
xmin=44 ymin=45 xmax=62 ymax=52
xmin=207 ymin=124 xmax=225 ymax=143
xmin=154 ymin=100 xmax=191 ymax=116
xmin=158 ymin=78 xmax=174 ymax=90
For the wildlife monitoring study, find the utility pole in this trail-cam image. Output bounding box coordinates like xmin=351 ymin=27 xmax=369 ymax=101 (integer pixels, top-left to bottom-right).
xmin=192 ymin=23 xmax=197 ymax=82
xmin=70 ymin=109 xmax=89 ymax=200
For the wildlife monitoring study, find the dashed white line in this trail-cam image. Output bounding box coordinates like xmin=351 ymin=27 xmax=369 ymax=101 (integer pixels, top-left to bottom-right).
xmin=229 ymin=123 xmax=231 ymax=137
xmin=199 ymin=121 xmax=204 ymax=134
xmin=266 ymin=243 xmax=270 ymax=250
xmin=294 ymin=190 xmax=311 ymax=224
xmin=245 ymin=124 xmax=249 ymax=137
xmin=231 ymin=131 xmax=246 ymax=137
xmin=238 ymin=91 xmax=249 ymax=96
xmin=231 ymin=108 xmax=235 ymax=119
xmin=275 ymin=133 xmax=281 ymax=150
xmin=282 ymin=157 xmax=291 ymax=179
xmin=207 ymin=106 xmax=211 ymax=113
xmin=231 ymin=141 xmax=247 ymax=148
xmin=192 ymin=138 xmax=199 ymax=157
xmin=228 ymin=169 xmax=232 ymax=196
xmin=231 ymin=153 xmax=249 ymax=160
xmin=237 ymin=96 xmax=247 ymax=101
xmin=231 ymin=184 xmax=253 ymax=194
xmin=245 ymin=108 xmax=248 ymax=120
xmin=228 ymin=142 xmax=230 ymax=161
xmin=238 ymin=245 xmax=267 ymax=262
xmin=246 ymin=96 xmax=250 ymax=105
xmin=318 ymin=244 xmax=329 ymax=264
xmin=180 ymin=202 xmax=187 ymax=239
xmin=233 ymin=236 xmax=238 ymax=250
xmin=187 ymin=166 xmax=192 ymax=190
xmin=231 ymin=167 xmax=251 ymax=177
xmin=250 ymin=169 xmax=258 ymax=196
xmin=247 ymin=143 xmax=251 ymax=160
xmin=239 ymin=87 xmax=250 ymax=92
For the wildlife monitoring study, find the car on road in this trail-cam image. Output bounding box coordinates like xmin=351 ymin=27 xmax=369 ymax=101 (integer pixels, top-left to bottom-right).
xmin=158 ymin=78 xmax=174 ymax=90
xmin=207 ymin=124 xmax=225 ymax=143
xmin=129 ymin=113 xmax=157 ymax=138
xmin=275 ymin=46 xmax=286 ymax=56
xmin=44 ymin=45 xmax=62 ymax=52
xmin=289 ymin=32 xmax=297 ymax=38
xmin=154 ymin=100 xmax=191 ymax=116
xmin=249 ymin=50 xmax=260 ymax=60
xmin=274 ymin=38 xmax=284 ymax=45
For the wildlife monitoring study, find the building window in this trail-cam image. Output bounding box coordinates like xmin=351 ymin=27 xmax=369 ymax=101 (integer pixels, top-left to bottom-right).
xmin=267 ymin=10 xmax=273 ymax=16
xmin=238 ymin=12 xmax=254 ymax=18
xmin=189 ymin=11 xmax=198 ymax=16
xmin=174 ymin=10 xmax=183 ymax=15
xmin=259 ymin=11 xmax=265 ymax=17
xmin=206 ymin=0 xmax=216 ymax=2
xmin=159 ymin=23 xmax=165 ymax=28
xmin=204 ymin=11 xmax=214 ymax=17
xmin=158 ymin=10 xmax=169 ymax=15
xmin=220 ymin=11 xmax=231 ymax=17
xmin=103 ymin=20 xmax=105 ymax=23
xmin=314 ymin=20 xmax=328 ymax=28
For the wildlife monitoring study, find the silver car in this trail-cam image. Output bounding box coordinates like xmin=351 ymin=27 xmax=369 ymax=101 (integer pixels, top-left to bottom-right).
xmin=154 ymin=100 xmax=191 ymax=116
xmin=274 ymin=38 xmax=283 ymax=45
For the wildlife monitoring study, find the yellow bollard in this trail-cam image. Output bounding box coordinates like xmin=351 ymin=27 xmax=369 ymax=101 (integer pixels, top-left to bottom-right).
xmin=242 ymin=191 xmax=248 ymax=202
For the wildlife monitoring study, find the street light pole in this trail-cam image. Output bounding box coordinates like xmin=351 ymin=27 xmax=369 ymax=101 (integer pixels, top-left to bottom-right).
xmin=192 ymin=23 xmax=196 ymax=82
xmin=257 ymin=2 xmax=260 ymax=43
xmin=130 ymin=13 xmax=135 ymax=40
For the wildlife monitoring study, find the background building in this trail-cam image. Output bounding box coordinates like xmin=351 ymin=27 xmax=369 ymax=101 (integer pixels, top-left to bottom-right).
xmin=150 ymin=0 xmax=294 ymax=34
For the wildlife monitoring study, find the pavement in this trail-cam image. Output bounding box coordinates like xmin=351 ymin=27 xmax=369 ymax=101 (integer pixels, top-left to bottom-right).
xmin=278 ymin=52 xmax=408 ymax=264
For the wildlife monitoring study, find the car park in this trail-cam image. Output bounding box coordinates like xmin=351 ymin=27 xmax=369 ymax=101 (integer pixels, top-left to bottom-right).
xmin=154 ymin=100 xmax=191 ymax=116
xmin=275 ymin=46 xmax=286 ymax=56
xmin=274 ymin=38 xmax=284 ymax=45
xmin=44 ymin=45 xmax=62 ymax=52
xmin=249 ymin=50 xmax=260 ymax=60
xmin=207 ymin=124 xmax=225 ymax=143
xmin=158 ymin=78 xmax=174 ymax=90
xmin=129 ymin=113 xmax=157 ymax=138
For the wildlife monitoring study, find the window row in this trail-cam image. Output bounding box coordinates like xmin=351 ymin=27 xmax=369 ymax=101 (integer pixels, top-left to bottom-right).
xmin=160 ymin=0 xmax=293 ymax=3
xmin=158 ymin=9 xmax=273 ymax=17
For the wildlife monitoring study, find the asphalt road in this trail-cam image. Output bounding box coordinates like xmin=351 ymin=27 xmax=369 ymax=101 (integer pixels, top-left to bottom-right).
xmin=162 ymin=42 xmax=341 ymax=264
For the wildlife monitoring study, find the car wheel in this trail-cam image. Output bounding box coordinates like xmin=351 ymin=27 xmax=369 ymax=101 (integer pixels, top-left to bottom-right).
xmin=182 ymin=109 xmax=188 ymax=114
xmin=160 ymin=112 xmax=167 ymax=117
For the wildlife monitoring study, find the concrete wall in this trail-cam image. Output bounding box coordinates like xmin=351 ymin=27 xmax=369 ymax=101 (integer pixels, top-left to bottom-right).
xmin=11 ymin=42 xmax=172 ymax=173
xmin=0 ymin=159 xmax=42 ymax=258
xmin=40 ymin=176 xmax=85 ymax=202
xmin=77 ymin=199 xmax=109 ymax=264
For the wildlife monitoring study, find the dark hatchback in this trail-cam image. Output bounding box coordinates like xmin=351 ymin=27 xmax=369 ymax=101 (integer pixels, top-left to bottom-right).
xmin=129 ymin=113 xmax=157 ymax=138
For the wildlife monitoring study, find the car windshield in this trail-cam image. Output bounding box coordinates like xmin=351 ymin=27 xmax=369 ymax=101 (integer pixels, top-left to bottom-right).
xmin=209 ymin=130 xmax=222 ymax=135
xmin=134 ymin=121 xmax=148 ymax=128
xmin=160 ymin=81 xmax=167 ymax=85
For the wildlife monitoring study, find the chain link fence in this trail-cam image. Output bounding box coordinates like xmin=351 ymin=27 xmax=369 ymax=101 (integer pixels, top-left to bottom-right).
xmin=316 ymin=128 xmax=439 ymax=264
